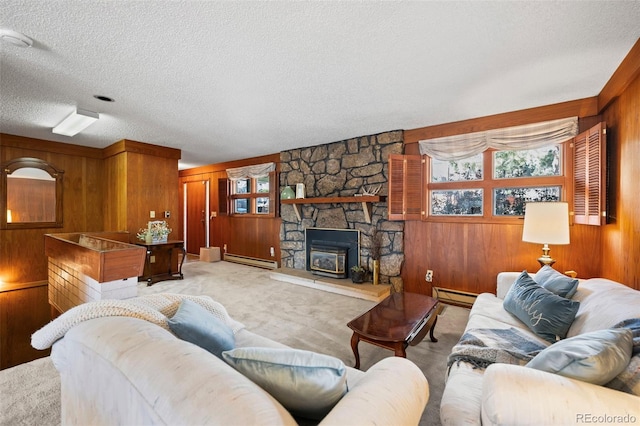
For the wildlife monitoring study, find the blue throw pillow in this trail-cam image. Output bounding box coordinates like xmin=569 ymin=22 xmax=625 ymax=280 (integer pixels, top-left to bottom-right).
xmin=527 ymin=328 xmax=633 ymax=385
xmin=535 ymin=265 xmax=579 ymax=298
xmin=222 ymin=347 xmax=347 ymax=420
xmin=168 ymin=299 xmax=235 ymax=358
xmin=503 ymin=271 xmax=580 ymax=343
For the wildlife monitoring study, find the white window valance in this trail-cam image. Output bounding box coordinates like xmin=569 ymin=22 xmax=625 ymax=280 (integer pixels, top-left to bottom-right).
xmin=226 ymin=162 xmax=275 ymax=181
xmin=418 ymin=117 xmax=578 ymax=161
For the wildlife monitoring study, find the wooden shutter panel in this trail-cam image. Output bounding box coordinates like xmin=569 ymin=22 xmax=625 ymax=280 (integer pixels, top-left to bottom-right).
xmin=218 ymin=178 xmax=229 ymax=215
xmin=388 ymin=154 xmax=423 ymax=221
xmin=573 ymin=122 xmax=606 ymax=225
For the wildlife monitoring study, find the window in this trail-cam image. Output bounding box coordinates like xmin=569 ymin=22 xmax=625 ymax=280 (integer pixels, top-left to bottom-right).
xmin=229 ymin=173 xmax=276 ymax=217
xmin=390 ymin=120 xmax=606 ymax=225
xmin=425 ymin=143 xmax=568 ymax=222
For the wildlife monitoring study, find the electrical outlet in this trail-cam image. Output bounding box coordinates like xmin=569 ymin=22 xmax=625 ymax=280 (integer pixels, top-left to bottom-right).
xmin=223 ymin=244 xmax=227 ymax=252
xmin=150 ymin=255 xmax=156 ymax=263
xmin=425 ymin=270 xmax=433 ymax=282
xmin=164 ymin=211 xmax=170 ymax=218
xmin=270 ymin=247 xmax=275 ymax=257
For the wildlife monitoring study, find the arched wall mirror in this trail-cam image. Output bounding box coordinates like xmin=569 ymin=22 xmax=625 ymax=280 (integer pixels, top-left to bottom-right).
xmin=1 ymin=157 xmax=64 ymax=229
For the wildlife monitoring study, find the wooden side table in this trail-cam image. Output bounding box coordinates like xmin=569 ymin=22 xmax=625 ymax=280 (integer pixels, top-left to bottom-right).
xmin=136 ymin=240 xmax=186 ymax=286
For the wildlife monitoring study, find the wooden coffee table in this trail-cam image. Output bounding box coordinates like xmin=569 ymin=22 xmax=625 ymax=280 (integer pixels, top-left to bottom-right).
xmin=347 ymin=292 xmax=440 ymax=369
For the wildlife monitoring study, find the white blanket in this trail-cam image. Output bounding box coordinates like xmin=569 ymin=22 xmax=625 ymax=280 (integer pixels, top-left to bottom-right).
xmin=31 ymin=293 xmax=245 ymax=350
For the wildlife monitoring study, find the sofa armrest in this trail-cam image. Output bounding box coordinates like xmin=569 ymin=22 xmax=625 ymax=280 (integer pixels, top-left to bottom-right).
xmin=320 ymin=357 xmax=429 ymax=426
xmin=53 ymin=317 xmax=298 ymax=426
xmin=482 ymin=364 xmax=640 ymax=425
xmin=496 ymin=272 xmax=522 ymax=299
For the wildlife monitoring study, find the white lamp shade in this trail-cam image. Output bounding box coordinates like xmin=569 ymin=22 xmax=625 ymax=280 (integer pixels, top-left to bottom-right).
xmin=522 ymin=202 xmax=570 ymax=245
xmin=52 ymin=109 xmax=99 ymax=136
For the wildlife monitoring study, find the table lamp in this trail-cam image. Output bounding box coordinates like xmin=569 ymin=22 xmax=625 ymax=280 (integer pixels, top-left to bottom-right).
xmin=522 ymin=202 xmax=570 ymax=267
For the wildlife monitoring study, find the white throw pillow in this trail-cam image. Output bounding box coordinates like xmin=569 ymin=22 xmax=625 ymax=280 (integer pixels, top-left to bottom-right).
xmin=526 ymin=328 xmax=633 ymax=385
xmin=222 ymin=347 xmax=347 ymax=420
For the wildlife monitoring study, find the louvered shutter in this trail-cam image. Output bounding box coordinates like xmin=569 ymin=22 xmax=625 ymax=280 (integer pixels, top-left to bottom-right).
xmin=573 ymin=122 xmax=606 ymax=225
xmin=218 ymin=178 xmax=229 ymax=215
xmin=388 ymin=154 xmax=423 ymax=221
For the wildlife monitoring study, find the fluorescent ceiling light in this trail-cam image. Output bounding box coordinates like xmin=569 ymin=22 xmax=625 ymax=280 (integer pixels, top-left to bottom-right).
xmin=52 ymin=108 xmax=99 ymax=136
xmin=0 ymin=29 xmax=33 ymax=48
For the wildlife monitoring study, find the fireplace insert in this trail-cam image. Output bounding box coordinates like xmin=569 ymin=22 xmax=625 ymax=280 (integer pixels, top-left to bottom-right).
xmin=309 ymin=245 xmax=347 ymax=278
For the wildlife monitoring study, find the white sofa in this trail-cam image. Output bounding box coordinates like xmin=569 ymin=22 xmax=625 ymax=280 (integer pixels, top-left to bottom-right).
xmin=441 ymin=272 xmax=640 ymax=426
xmin=50 ymin=312 xmax=429 ymax=425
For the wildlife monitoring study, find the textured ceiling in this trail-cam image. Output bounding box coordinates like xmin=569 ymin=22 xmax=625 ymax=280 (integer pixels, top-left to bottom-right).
xmin=1 ymin=1 xmax=639 ymax=169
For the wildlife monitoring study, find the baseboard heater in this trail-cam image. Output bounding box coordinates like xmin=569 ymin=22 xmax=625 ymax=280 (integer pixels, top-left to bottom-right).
xmin=432 ymin=287 xmax=478 ymax=308
xmin=223 ymin=253 xmax=278 ymax=270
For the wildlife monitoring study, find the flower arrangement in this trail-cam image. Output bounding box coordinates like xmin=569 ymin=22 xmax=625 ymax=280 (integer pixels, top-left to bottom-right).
xmin=137 ymin=220 xmax=172 ymax=243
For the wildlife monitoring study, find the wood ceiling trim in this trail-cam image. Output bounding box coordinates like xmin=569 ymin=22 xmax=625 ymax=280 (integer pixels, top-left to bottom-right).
xmin=102 ymin=139 xmax=181 ymax=160
xmin=598 ymin=38 xmax=640 ymax=112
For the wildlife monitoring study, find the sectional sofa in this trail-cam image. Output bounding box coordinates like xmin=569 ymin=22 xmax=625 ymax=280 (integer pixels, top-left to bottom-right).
xmin=39 ymin=294 xmax=429 ymax=425
xmin=441 ymin=269 xmax=640 ymax=425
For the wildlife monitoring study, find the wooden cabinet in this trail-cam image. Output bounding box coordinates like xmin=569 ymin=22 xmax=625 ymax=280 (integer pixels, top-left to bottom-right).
xmin=388 ymin=154 xmax=424 ymax=221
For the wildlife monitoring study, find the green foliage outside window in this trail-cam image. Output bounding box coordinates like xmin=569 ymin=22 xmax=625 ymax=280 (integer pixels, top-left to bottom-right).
xmin=494 ymin=146 xmax=560 ymax=179
xmin=494 ymin=186 xmax=561 ymax=216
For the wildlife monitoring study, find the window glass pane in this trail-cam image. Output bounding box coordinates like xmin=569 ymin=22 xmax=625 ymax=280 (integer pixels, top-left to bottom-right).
xmin=235 ymin=179 xmax=250 ymax=194
xmin=234 ymin=198 xmax=249 ymax=214
xmin=431 ymin=154 xmax=483 ymax=182
xmin=256 ymin=197 xmax=270 ymax=214
xmin=493 ymin=186 xmax=561 ymax=216
xmin=256 ymin=176 xmax=270 ymax=193
xmin=431 ymin=189 xmax=483 ymax=215
xmin=493 ymin=145 xmax=561 ymax=179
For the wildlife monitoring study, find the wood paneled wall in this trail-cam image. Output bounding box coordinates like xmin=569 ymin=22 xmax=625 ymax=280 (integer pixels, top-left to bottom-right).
xmin=0 ymin=134 xmax=104 ymax=284
xmin=401 ymin=39 xmax=640 ymax=294
xmin=601 ymin=72 xmax=640 ymax=289
xmin=1 ymin=135 xmax=181 ymax=369
xmin=0 ymin=283 xmax=50 ymax=369
xmin=402 ymin=105 xmax=606 ymax=295
xmin=103 ymin=140 xmax=181 ymax=242
xmin=179 ymin=154 xmax=281 ymax=263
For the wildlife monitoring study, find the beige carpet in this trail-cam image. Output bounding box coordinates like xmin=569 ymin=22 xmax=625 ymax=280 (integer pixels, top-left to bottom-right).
xmin=0 ymin=260 xmax=469 ymax=425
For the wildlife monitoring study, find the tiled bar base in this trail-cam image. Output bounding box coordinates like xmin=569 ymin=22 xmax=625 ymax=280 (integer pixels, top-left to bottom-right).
xmin=48 ymin=258 xmax=137 ymax=313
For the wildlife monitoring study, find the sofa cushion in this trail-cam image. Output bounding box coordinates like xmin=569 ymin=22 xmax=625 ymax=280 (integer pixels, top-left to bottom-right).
xmin=567 ymin=278 xmax=640 ymax=337
xmin=535 ymin=265 xmax=579 ymax=298
xmin=526 ymin=328 xmax=633 ymax=385
xmin=168 ymin=299 xmax=235 ymax=358
xmin=503 ymin=271 xmax=579 ymax=343
xmin=222 ymin=347 xmax=347 ymax=420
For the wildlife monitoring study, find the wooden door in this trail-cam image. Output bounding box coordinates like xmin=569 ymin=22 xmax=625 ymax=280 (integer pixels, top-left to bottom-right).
xmin=185 ymin=180 xmax=207 ymax=255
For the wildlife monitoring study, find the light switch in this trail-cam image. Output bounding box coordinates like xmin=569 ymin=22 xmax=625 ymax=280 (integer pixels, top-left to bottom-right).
xmin=150 ymin=210 xmax=156 ymax=218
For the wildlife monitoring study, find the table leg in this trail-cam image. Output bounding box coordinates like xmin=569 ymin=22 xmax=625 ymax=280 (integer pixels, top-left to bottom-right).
xmin=429 ymin=315 xmax=439 ymax=342
xmin=177 ymin=244 xmax=186 ymax=279
xmin=393 ymin=342 xmax=407 ymax=358
xmin=350 ymin=332 xmax=361 ymax=370
xmin=145 ymin=248 xmax=153 ymax=286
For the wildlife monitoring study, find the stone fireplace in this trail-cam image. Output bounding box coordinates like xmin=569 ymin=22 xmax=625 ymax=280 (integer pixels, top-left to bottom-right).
xmin=279 ymin=130 xmax=406 ymax=292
